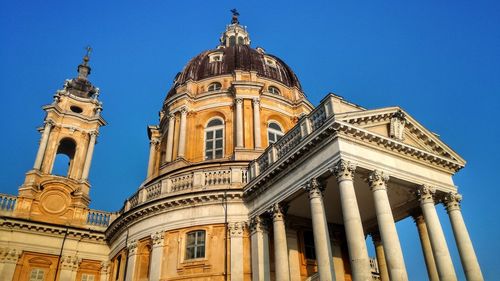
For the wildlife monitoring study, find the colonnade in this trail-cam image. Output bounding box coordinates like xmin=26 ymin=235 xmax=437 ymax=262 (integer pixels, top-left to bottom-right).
xmin=248 ymin=159 xmax=483 ymax=281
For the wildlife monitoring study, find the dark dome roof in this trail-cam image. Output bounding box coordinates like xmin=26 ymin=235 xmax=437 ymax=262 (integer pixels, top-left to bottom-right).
xmin=167 ymin=45 xmax=302 ymax=98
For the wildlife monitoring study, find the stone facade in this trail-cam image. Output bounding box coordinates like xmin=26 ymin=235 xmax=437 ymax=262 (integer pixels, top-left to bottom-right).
xmin=0 ymin=14 xmax=483 ymax=281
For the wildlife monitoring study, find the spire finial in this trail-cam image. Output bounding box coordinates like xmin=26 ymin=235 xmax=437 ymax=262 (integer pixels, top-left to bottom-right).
xmin=230 ymin=9 xmax=240 ymax=24
xmin=78 ymin=45 xmax=92 ymax=79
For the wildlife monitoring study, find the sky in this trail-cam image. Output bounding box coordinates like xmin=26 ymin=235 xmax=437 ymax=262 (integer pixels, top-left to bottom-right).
xmin=1 ymin=0 xmax=499 ymax=279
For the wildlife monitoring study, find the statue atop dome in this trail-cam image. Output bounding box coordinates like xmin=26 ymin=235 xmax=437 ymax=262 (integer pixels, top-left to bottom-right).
xmin=230 ymin=9 xmax=240 ymax=24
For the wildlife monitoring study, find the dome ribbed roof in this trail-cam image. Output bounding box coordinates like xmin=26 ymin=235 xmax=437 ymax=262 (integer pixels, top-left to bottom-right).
xmin=167 ymin=45 xmax=302 ymax=98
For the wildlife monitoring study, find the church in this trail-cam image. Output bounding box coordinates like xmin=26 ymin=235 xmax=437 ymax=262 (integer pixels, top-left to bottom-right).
xmin=0 ymin=12 xmax=483 ymax=281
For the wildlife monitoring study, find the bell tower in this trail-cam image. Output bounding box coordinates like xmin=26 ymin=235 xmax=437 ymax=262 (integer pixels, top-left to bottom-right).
xmin=14 ymin=48 xmax=107 ymax=226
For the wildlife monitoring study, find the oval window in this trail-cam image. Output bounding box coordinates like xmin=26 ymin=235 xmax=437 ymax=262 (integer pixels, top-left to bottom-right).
xmin=70 ymin=106 xmax=83 ymax=113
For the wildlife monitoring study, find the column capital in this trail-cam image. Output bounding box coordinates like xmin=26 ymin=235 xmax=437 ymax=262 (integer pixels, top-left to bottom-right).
xmin=150 ymin=137 xmax=160 ymax=146
xmin=44 ymin=119 xmax=56 ymax=127
xmin=60 ymin=255 xmax=81 ymax=271
xmin=127 ymin=239 xmax=138 ymax=255
xmin=303 ymin=178 xmax=325 ymax=199
xmin=444 ymin=192 xmax=462 ymax=212
xmin=249 ymin=216 xmax=269 ymax=234
xmin=331 ymin=159 xmax=356 ymax=181
xmin=235 ymin=97 xmax=243 ymax=104
xmin=100 ymin=261 xmax=110 ymax=274
xmin=89 ymin=130 xmax=99 ymax=137
xmin=417 ymin=185 xmax=436 ymax=204
xmin=267 ymin=203 xmax=288 ymax=221
xmin=151 ymin=231 xmax=164 ymax=247
xmin=252 ymin=98 xmax=260 ymax=106
xmin=368 ymin=170 xmax=389 ymax=191
xmin=370 ymin=231 xmax=382 ymax=244
xmin=229 ymin=221 xmax=247 ymax=238
xmin=168 ymin=112 xmax=176 ymax=120
xmin=180 ymin=106 xmax=189 ymax=115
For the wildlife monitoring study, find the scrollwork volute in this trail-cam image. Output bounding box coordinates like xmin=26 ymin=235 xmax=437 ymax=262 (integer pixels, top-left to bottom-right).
xmin=331 ymin=159 xmax=356 ymax=181
xmin=417 ymin=185 xmax=436 ymax=204
xmin=368 ymin=170 xmax=389 ymax=191
xmin=304 ymin=178 xmax=325 ymax=199
xmin=127 ymin=239 xmax=138 ymax=255
xmin=235 ymin=98 xmax=243 ymax=105
xmin=249 ymin=216 xmax=268 ymax=234
xmin=444 ymin=192 xmax=462 ymax=212
xmin=151 ymin=231 xmax=164 ymax=247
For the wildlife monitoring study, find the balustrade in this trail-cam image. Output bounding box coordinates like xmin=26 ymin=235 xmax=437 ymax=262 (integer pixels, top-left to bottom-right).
xmin=0 ymin=194 xmax=16 ymax=212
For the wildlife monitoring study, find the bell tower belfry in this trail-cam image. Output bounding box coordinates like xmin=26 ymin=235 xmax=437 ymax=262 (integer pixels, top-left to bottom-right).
xmin=14 ymin=48 xmax=107 ymax=226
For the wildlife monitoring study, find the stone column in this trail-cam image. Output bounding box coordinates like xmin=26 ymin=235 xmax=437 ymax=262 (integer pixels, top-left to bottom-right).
xmin=269 ymin=203 xmax=290 ymax=281
xmin=165 ymin=113 xmax=175 ymax=162
xmin=304 ymin=178 xmax=335 ymax=281
xmin=417 ymin=185 xmax=457 ymax=281
xmin=331 ymin=160 xmax=372 ymax=281
xmin=445 ymin=193 xmax=484 ymax=281
xmin=81 ymin=130 xmax=98 ymax=180
xmin=412 ymin=213 xmax=439 ymax=281
xmin=33 ymin=120 xmax=54 ymax=170
xmin=252 ymin=98 xmax=261 ymax=149
xmin=229 ymin=222 xmax=245 ymax=281
xmin=235 ymin=98 xmax=244 ymax=148
xmin=368 ymin=170 xmax=408 ymax=281
xmin=371 ymin=232 xmax=389 ymax=281
xmin=146 ymin=138 xmax=160 ymax=178
xmin=149 ymin=232 xmax=164 ymax=281
xmin=286 ymin=229 xmax=301 ymax=281
xmin=58 ymin=255 xmax=80 ymax=281
xmin=125 ymin=240 xmax=138 ymax=281
xmin=250 ymin=216 xmax=270 ymax=281
xmin=0 ymin=248 xmax=21 ymax=281
xmin=177 ymin=107 xmax=188 ymax=158
xmin=99 ymin=261 xmax=110 ymax=281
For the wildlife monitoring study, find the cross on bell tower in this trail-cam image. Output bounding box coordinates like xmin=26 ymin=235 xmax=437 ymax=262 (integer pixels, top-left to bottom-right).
xmin=15 ymin=48 xmax=107 ymax=226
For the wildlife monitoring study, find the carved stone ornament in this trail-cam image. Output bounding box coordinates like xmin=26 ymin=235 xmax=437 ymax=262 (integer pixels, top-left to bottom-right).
xmin=229 ymin=221 xmax=246 ymax=237
xmin=444 ymin=192 xmax=462 ymax=212
xmin=368 ymin=170 xmax=389 ymax=191
xmin=168 ymin=113 xmax=176 ymax=120
xmin=127 ymin=239 xmax=138 ymax=255
xmin=60 ymin=255 xmax=81 ymax=271
xmin=331 ymin=159 xmax=356 ymax=181
xmin=390 ymin=110 xmax=406 ymax=141
xmin=151 ymin=231 xmax=164 ymax=247
xmin=252 ymin=98 xmax=260 ymax=107
xmin=267 ymin=203 xmax=288 ymax=221
xmin=0 ymin=247 xmax=21 ymax=263
xmin=150 ymin=137 xmax=161 ymax=148
xmin=304 ymin=178 xmax=325 ymax=199
xmin=417 ymin=185 xmax=436 ymax=204
xmin=180 ymin=106 xmax=189 ymax=115
xmin=235 ymin=97 xmax=243 ymax=105
xmin=249 ymin=216 xmax=268 ymax=234
xmin=100 ymin=261 xmax=110 ymax=274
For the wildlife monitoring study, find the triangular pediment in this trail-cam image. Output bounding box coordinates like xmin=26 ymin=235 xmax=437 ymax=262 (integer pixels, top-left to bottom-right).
xmin=335 ymin=107 xmax=465 ymax=166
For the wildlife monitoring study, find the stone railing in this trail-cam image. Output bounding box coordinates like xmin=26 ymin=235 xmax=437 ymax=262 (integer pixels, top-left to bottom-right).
xmin=249 ymin=95 xmax=335 ymax=180
xmin=0 ymin=194 xmax=16 ymax=214
xmin=120 ymin=166 xmax=249 ymax=213
xmin=86 ymin=209 xmax=117 ymax=227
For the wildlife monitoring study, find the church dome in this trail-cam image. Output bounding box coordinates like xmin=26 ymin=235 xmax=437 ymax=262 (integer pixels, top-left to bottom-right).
xmin=167 ymin=45 xmax=302 ymax=98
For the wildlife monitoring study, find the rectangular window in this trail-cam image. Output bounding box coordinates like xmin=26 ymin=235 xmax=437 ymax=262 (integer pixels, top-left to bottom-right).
xmin=205 ymin=128 xmax=224 ymax=160
xmin=186 ymin=230 xmax=206 ymax=259
xmin=29 ymin=269 xmax=45 ymax=281
xmin=82 ymin=274 xmax=95 ymax=281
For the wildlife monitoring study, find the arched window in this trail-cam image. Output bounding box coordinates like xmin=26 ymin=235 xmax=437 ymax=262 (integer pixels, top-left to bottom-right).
xmin=268 ymin=121 xmax=284 ymax=145
xmin=207 ymin=82 xmax=222 ymax=91
xmin=52 ymin=138 xmax=76 ymax=177
xmin=229 ymin=36 xmax=236 ymax=46
xmin=186 ymin=230 xmax=206 ymax=259
xmin=205 ymin=118 xmax=224 ymax=160
xmin=237 ymin=36 xmax=244 ymax=45
xmin=115 ymin=255 xmax=122 ymax=281
xmin=268 ymin=86 xmax=281 ymax=95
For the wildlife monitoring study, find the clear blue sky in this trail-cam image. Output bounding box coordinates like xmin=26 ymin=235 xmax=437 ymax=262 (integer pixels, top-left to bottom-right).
xmin=1 ymin=1 xmax=499 ymax=279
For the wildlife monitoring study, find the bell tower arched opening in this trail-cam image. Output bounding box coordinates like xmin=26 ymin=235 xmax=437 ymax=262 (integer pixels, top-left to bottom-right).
xmin=51 ymin=138 xmax=76 ymax=177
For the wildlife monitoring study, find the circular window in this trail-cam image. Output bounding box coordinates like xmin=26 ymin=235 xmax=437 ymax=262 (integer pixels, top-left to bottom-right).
xmin=70 ymin=106 xmax=83 ymax=113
